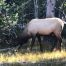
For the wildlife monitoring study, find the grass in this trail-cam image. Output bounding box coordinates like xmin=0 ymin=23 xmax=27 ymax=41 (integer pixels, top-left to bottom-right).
xmin=0 ymin=50 xmax=66 ymax=63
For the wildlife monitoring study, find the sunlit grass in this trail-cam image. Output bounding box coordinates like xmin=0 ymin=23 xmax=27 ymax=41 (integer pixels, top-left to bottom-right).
xmin=0 ymin=50 xmax=66 ymax=63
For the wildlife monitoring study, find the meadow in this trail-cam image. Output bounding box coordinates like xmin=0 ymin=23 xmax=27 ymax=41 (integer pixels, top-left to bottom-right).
xmin=0 ymin=38 xmax=66 ymax=66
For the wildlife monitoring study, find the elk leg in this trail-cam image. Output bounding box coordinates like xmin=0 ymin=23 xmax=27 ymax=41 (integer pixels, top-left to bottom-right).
xmin=30 ymin=35 xmax=36 ymax=51
xmin=54 ymin=33 xmax=62 ymax=51
xmin=37 ymin=35 xmax=43 ymax=52
xmin=51 ymin=35 xmax=57 ymax=51
xmin=56 ymin=36 xmax=62 ymax=51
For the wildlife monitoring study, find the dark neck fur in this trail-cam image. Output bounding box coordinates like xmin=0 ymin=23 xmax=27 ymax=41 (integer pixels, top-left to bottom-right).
xmin=17 ymin=28 xmax=31 ymax=44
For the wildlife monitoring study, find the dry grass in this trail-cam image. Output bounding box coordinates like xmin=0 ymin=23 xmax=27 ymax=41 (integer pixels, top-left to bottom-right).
xmin=0 ymin=50 xmax=66 ymax=63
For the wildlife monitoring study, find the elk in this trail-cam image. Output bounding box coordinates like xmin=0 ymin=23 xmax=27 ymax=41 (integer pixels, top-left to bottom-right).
xmin=16 ymin=18 xmax=64 ymax=51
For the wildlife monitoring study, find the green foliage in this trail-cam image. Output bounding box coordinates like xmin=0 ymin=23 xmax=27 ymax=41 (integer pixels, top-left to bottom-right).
xmin=64 ymin=2 xmax=66 ymax=13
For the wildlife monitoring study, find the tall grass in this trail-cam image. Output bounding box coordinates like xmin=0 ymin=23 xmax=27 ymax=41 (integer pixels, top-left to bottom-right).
xmin=0 ymin=50 xmax=66 ymax=63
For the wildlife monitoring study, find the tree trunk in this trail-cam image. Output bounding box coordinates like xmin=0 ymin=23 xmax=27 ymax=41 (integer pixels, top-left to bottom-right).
xmin=34 ymin=0 xmax=38 ymax=18
xmin=46 ymin=0 xmax=55 ymax=18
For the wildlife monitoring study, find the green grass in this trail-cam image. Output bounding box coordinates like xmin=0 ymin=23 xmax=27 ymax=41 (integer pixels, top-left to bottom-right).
xmin=0 ymin=50 xmax=66 ymax=63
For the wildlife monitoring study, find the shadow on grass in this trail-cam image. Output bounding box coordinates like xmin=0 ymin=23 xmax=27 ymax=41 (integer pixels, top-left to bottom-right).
xmin=0 ymin=58 xmax=66 ymax=66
